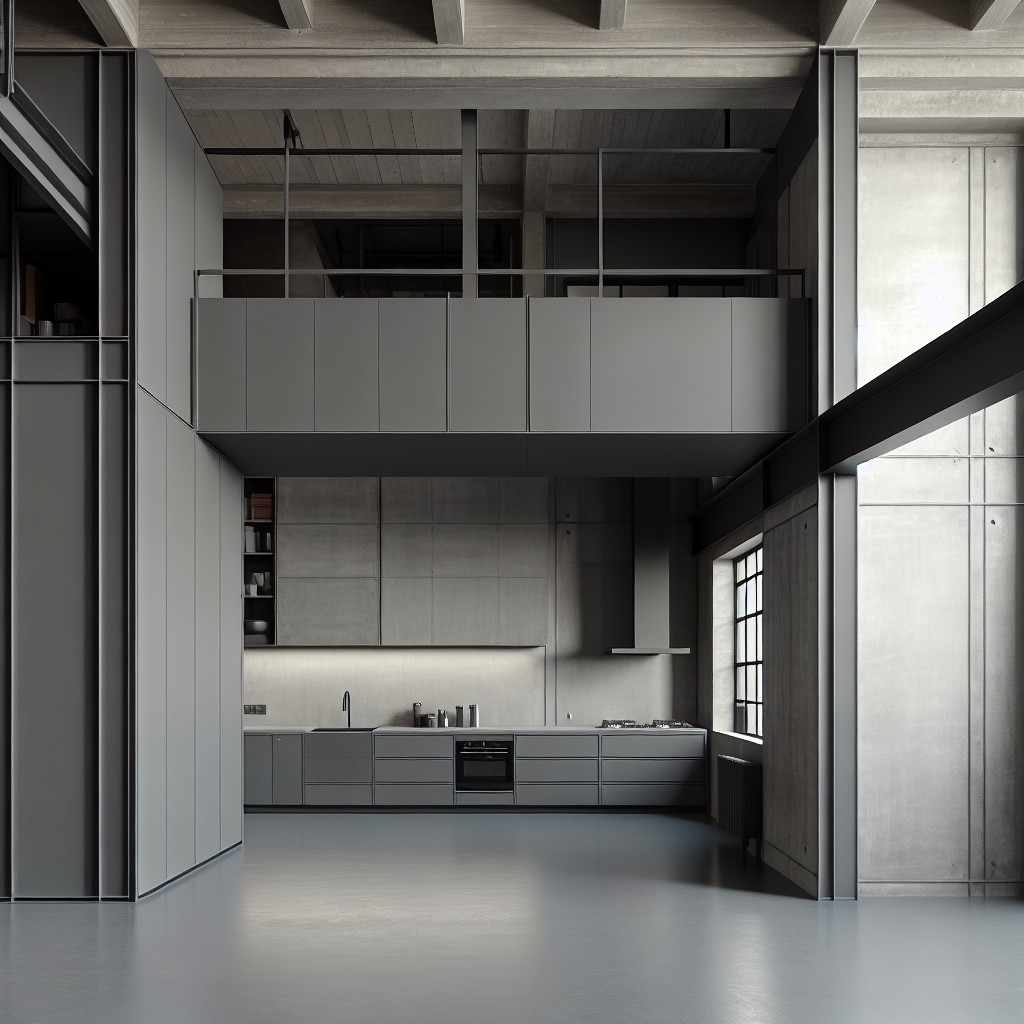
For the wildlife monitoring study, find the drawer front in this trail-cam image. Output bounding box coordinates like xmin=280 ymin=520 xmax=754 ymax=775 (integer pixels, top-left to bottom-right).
xmin=373 ymin=784 xmax=454 ymax=806
xmin=601 ymin=733 xmax=705 ymax=759
xmin=302 ymin=756 xmax=372 ymax=785
xmin=374 ymin=758 xmax=454 ymax=784
xmin=303 ymin=732 xmax=373 ymax=758
xmin=601 ymin=758 xmax=705 ymax=784
xmin=515 ymin=783 xmax=599 ymax=806
xmin=515 ymin=758 xmax=598 ymax=783
xmin=303 ymin=784 xmax=373 ymax=806
xmin=374 ymin=735 xmax=454 ymax=759
xmin=601 ymin=782 xmax=705 ymax=807
xmin=455 ymin=791 xmax=515 ymax=806
xmin=515 ymin=734 xmax=599 ymax=759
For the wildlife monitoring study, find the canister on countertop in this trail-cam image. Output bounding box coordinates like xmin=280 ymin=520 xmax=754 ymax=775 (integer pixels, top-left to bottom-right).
xmin=413 ymin=702 xmax=422 ymax=727
xmin=468 ymin=704 xmax=479 ymax=728
xmin=437 ymin=708 xmax=449 ymax=728
xmin=423 ymin=713 xmax=437 ymax=728
xmin=455 ymin=706 xmax=465 ymax=727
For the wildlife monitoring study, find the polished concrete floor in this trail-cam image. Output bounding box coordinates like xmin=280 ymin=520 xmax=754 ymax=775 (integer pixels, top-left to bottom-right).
xmin=2 ymin=812 xmax=1023 ymax=1024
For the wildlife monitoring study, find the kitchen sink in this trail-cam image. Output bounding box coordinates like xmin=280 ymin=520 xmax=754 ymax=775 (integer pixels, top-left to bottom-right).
xmin=308 ymin=727 xmax=376 ymax=732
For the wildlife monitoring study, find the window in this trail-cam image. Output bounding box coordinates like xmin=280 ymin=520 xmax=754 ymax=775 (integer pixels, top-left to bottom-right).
xmin=734 ymin=546 xmax=763 ymax=737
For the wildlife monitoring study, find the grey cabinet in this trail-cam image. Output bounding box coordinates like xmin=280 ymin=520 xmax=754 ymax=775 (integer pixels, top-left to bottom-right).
xmin=516 ymin=734 xmax=599 ymax=758
xmin=302 ymin=730 xmax=373 ymax=806
xmin=448 ymin=299 xmax=527 ymax=431
xmin=516 ymin=784 xmax=599 ymax=806
xmin=378 ymin=299 xmax=447 ymax=431
xmin=515 ymin=759 xmax=598 ymax=783
xmin=246 ymin=299 xmax=315 ymax=431
xmin=375 ymin=759 xmax=454 ymax=784
xmin=373 ymin=732 xmax=454 ymax=806
xmin=314 ymin=299 xmax=379 ymax=431
xmin=243 ymin=734 xmax=273 ymax=805
xmin=529 ymin=298 xmax=591 ymax=431
xmin=599 ymin=731 xmax=707 ymax=808
xmin=197 ymin=298 xmax=246 ymax=431
xmin=602 ymin=734 xmax=704 ymax=758
xmin=374 ymin=734 xmax=453 ymax=759
xmin=272 ymin=735 xmax=303 ymax=805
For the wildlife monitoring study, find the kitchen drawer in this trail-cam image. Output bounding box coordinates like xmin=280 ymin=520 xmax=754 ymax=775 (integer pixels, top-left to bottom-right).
xmin=303 ymin=732 xmax=373 ymax=759
xmin=601 ymin=734 xmax=705 ymax=759
xmin=515 ymin=734 xmax=598 ymax=759
xmin=455 ymin=791 xmax=515 ymax=806
xmin=515 ymin=783 xmax=599 ymax=806
xmin=601 ymin=782 xmax=705 ymax=807
xmin=515 ymin=758 xmax=598 ymax=783
xmin=601 ymin=758 xmax=705 ymax=784
xmin=373 ymin=784 xmax=454 ymax=806
xmin=303 ymin=756 xmax=372 ymax=785
xmin=303 ymin=784 xmax=373 ymax=806
xmin=374 ymin=734 xmax=454 ymax=759
xmin=374 ymin=758 xmax=453 ymax=784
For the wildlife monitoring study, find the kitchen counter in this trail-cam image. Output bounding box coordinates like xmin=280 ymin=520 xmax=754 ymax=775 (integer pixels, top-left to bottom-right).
xmin=246 ymin=725 xmax=702 ymax=734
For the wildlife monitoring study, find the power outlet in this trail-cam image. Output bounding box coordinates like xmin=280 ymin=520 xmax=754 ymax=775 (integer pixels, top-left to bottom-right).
xmin=244 ymin=704 xmax=267 ymax=715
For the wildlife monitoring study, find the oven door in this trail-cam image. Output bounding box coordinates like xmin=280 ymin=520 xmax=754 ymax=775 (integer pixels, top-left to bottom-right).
xmin=455 ymin=742 xmax=514 ymax=792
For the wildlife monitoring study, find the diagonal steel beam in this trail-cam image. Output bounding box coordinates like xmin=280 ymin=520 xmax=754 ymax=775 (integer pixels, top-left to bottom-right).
xmin=969 ymin=0 xmax=1024 ymax=30
xmin=279 ymin=0 xmax=314 ymax=32
xmin=599 ymin=0 xmax=628 ymax=30
xmin=820 ymin=0 xmax=876 ymax=45
xmin=432 ymin=0 xmax=465 ymax=44
xmin=76 ymin=0 xmax=138 ymax=47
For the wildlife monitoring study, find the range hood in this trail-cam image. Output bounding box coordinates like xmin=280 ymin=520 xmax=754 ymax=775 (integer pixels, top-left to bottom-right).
xmin=611 ymin=478 xmax=691 ymax=655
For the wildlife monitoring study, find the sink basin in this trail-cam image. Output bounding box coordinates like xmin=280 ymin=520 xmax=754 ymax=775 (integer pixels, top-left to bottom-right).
xmin=308 ymin=727 xmax=376 ymax=732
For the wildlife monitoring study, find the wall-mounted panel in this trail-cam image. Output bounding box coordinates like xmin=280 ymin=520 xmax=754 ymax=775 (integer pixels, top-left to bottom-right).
xmin=731 ymin=298 xmax=807 ymax=432
xmin=278 ymin=578 xmax=379 ymax=646
xmin=0 ymin=388 xmax=7 ymax=896
xmin=381 ymin=524 xmax=432 ymax=577
xmin=165 ymin=420 xmax=196 ymax=880
xmin=246 ymin=299 xmax=315 ymax=431
xmin=278 ymin=524 xmax=378 ymax=578
xmin=315 ymin=299 xmax=379 ymax=431
xmin=432 ymin=477 xmax=499 ymax=523
xmin=378 ymin=299 xmax=447 ymax=431
xmin=448 ymin=299 xmax=526 ymax=431
xmin=499 ymin=577 xmax=549 ymax=645
xmin=432 ymin=578 xmax=500 ymax=645
xmin=194 ymin=440 xmax=222 ymax=864
xmin=590 ymin=298 xmax=731 ymax=432
xmin=12 ymin=385 xmax=97 ymax=898
xmin=529 ymin=298 xmax=591 ymax=431
xmin=278 ymin=477 xmax=378 ymax=524
xmin=136 ymin=53 xmax=167 ymax=404
xmin=166 ymin=95 xmax=196 ymax=424
xmin=220 ymin=463 xmax=243 ymax=849
xmin=194 ymin=146 xmax=224 ymax=301
xmin=431 ymin=524 xmax=499 ymax=577
xmin=381 ymin=578 xmax=433 ymax=645
xmin=197 ymin=299 xmax=246 ymax=432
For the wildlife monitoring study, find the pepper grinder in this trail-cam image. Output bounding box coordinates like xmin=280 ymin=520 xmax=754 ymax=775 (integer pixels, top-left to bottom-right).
xmin=413 ymin=702 xmax=422 ymax=728
xmin=455 ymin=705 xmax=465 ymax=727
xmin=468 ymin=704 xmax=479 ymax=728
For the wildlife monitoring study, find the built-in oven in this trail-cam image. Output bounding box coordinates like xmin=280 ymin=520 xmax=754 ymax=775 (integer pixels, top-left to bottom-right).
xmin=455 ymin=739 xmax=514 ymax=792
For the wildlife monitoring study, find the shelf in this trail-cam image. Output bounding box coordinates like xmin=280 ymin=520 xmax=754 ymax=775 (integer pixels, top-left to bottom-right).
xmin=244 ymin=519 xmax=273 ymax=525
xmin=244 ymin=551 xmax=274 ymax=556
xmin=244 ymin=594 xmax=274 ymax=599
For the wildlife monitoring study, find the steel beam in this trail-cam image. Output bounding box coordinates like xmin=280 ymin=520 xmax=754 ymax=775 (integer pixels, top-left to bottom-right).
xmin=77 ymin=0 xmax=138 ymax=48
xmin=599 ymin=0 xmax=628 ymax=30
xmin=278 ymin=0 xmax=314 ymax=33
xmin=969 ymin=0 xmax=1024 ymax=30
xmin=432 ymin=0 xmax=465 ymax=44
xmin=820 ymin=0 xmax=876 ymax=46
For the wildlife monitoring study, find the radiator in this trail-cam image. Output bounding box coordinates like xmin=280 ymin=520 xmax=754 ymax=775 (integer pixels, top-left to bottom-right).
xmin=717 ymin=754 xmax=763 ymax=863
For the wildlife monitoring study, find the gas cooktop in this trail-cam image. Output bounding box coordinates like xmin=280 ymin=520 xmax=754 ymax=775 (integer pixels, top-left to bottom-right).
xmin=599 ymin=719 xmax=694 ymax=729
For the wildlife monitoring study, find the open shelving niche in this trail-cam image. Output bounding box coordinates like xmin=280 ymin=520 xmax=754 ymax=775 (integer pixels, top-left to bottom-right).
xmin=243 ymin=477 xmax=275 ymax=647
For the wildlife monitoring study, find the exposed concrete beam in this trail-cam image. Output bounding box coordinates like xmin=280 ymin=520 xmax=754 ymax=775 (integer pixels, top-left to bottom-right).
xmin=156 ymin=51 xmax=811 ymax=111
xmin=76 ymin=0 xmax=138 ymax=47
xmin=599 ymin=0 xmax=628 ymax=31
xmin=819 ymin=0 xmax=876 ymax=46
xmin=969 ymin=0 xmax=1024 ymax=30
xmin=432 ymin=0 xmax=466 ymax=44
xmin=279 ymin=0 xmax=314 ymax=33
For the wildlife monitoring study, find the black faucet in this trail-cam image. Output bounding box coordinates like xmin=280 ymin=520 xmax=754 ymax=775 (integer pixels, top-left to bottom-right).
xmin=342 ymin=690 xmax=351 ymax=729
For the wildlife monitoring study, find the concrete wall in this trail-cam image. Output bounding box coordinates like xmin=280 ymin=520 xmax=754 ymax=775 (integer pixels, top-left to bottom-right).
xmin=858 ymin=145 xmax=1024 ymax=896
xmin=245 ymin=477 xmax=697 ymax=729
xmin=697 ymin=483 xmax=819 ymax=897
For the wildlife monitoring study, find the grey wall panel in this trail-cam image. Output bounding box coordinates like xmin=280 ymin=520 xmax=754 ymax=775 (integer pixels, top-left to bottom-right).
xmin=278 ymin=524 xmax=378 ymax=578
xmin=431 ymin=524 xmax=499 ymax=577
xmin=529 ymin=298 xmax=591 ymax=431
xmin=12 ymin=386 xmax=97 ymax=898
xmin=381 ymin=578 xmax=432 ymax=645
xmin=500 ymin=478 xmax=550 ymax=524
xmin=499 ymin=578 xmax=549 ymax=645
xmin=194 ymin=440 xmax=222 ymax=864
xmin=731 ymin=299 xmax=807 ymax=432
xmin=246 ymin=299 xmax=315 ymax=431
xmin=100 ymin=385 xmax=129 ymax=898
xmin=590 ymin=299 xmax=731 ymax=432
xmin=314 ymin=299 xmax=379 ymax=431
xmin=381 ymin=524 xmax=432 ymax=577
xmin=432 ymin=578 xmax=500 ymax=645
xmin=197 ymin=299 xmax=246 ymax=432
xmin=243 ymin=734 xmax=272 ymax=805
xmin=432 ymin=477 xmax=500 ymax=523
xmin=277 ymin=578 xmax=379 ymax=646
xmin=136 ymin=53 xmax=167 ymax=404
xmin=0 ymin=388 xmax=6 ymax=897
xmin=219 ymin=462 xmax=243 ymax=848
xmin=99 ymin=55 xmax=128 ymax=339
xmin=137 ymin=393 xmax=167 ymax=894
xmin=278 ymin=477 xmax=378 ymax=524
xmin=194 ymin=146 xmax=224 ymax=300
xmin=448 ymin=299 xmax=527 ymax=431
xmin=382 ymin=478 xmax=432 ymax=523
xmin=378 ymin=299 xmax=447 ymax=431
xmin=165 ymin=419 xmax=196 ymax=880
xmin=15 ymin=340 xmax=95 ymax=381
xmin=165 ymin=94 xmax=196 ymax=424
xmin=498 ymin=524 xmax=549 ymax=577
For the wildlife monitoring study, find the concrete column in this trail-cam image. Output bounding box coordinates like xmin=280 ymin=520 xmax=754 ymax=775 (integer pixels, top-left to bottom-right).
xmin=461 ymin=109 xmax=477 ymax=298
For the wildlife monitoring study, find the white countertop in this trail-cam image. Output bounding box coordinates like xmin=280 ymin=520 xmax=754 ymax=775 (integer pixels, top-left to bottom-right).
xmin=245 ymin=724 xmax=705 ymax=734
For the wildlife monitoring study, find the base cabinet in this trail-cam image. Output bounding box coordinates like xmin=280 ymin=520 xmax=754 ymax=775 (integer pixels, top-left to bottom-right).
xmin=244 ymin=733 xmax=301 ymax=806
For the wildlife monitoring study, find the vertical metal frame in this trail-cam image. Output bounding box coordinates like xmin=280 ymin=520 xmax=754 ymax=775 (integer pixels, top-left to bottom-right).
xmin=597 ymin=148 xmax=604 ymax=293
xmin=0 ymin=0 xmax=11 ymax=100
xmin=460 ymin=110 xmax=477 ymax=298
xmin=733 ymin=546 xmax=764 ymax=737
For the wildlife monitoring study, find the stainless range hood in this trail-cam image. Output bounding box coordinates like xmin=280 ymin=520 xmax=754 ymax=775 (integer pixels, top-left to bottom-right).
xmin=611 ymin=478 xmax=691 ymax=655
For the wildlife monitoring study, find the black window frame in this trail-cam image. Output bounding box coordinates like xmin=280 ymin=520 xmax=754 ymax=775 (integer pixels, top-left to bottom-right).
xmin=733 ymin=546 xmax=763 ymax=738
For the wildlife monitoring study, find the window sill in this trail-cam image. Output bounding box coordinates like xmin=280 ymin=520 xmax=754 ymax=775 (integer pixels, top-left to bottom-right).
xmin=714 ymin=730 xmax=763 ymax=747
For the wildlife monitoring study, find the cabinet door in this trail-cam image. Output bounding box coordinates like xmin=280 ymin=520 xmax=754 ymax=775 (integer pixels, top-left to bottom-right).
xmin=271 ymin=735 xmax=303 ymax=805
xmin=529 ymin=298 xmax=591 ymax=431
xmin=378 ymin=299 xmax=447 ymax=431
xmin=314 ymin=299 xmax=379 ymax=431
xmin=197 ymin=299 xmax=246 ymax=432
xmin=243 ymin=734 xmax=273 ymax=805
xmin=246 ymin=299 xmax=315 ymax=431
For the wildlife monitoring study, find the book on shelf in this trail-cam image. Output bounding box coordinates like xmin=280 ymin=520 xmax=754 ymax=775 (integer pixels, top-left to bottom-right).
xmin=244 ymin=525 xmax=255 ymax=552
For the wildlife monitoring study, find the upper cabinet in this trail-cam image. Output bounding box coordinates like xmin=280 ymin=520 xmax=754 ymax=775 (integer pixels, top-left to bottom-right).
xmin=197 ymin=297 xmax=808 ymax=438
